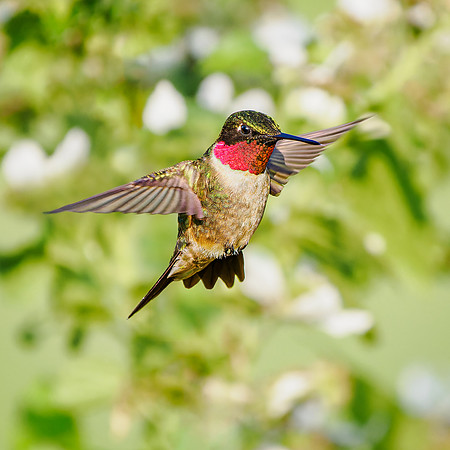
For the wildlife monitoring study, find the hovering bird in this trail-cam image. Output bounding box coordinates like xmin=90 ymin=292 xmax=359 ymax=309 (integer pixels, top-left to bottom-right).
xmin=47 ymin=110 xmax=365 ymax=318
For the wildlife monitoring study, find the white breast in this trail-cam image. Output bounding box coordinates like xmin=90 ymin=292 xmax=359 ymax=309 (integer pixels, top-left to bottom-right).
xmin=210 ymin=153 xmax=270 ymax=196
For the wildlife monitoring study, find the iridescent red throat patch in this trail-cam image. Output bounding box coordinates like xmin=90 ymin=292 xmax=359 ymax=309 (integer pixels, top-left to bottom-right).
xmin=213 ymin=140 xmax=275 ymax=175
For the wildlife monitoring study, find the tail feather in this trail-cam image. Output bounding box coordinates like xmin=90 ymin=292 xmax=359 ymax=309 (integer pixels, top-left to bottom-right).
xmin=128 ymin=252 xmax=180 ymax=318
xmin=182 ymin=252 xmax=245 ymax=290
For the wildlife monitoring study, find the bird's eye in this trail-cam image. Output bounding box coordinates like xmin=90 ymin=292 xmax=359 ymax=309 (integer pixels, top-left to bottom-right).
xmin=239 ymin=124 xmax=251 ymax=136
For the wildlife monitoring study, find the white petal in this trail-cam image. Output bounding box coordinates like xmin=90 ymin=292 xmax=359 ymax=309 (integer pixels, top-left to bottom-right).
xmin=142 ymin=80 xmax=187 ymax=134
xmin=187 ymin=27 xmax=219 ymax=59
xmin=47 ymin=128 xmax=90 ymax=177
xmin=363 ymin=232 xmax=387 ymax=255
xmin=256 ymin=446 xmax=290 ymax=450
xmin=338 ymin=0 xmax=400 ymax=24
xmin=253 ymin=14 xmax=310 ymax=68
xmin=2 ymin=140 xmax=47 ymax=188
xmin=241 ymin=246 xmax=285 ymax=306
xmin=319 ymin=309 xmax=374 ymax=337
xmin=407 ymin=3 xmax=436 ymax=29
xmin=283 ymin=87 xmax=346 ymax=126
xmin=291 ymin=399 xmax=327 ymax=431
xmin=288 ymin=283 xmax=343 ymax=322
xmin=268 ymin=371 xmax=311 ymax=418
xmin=196 ymin=73 xmax=234 ymax=113
xmin=397 ymin=365 xmax=445 ymax=417
xmin=0 ymin=1 xmax=17 ymax=25
xmin=202 ymin=378 xmax=251 ymax=405
xmin=230 ymin=89 xmax=275 ymax=116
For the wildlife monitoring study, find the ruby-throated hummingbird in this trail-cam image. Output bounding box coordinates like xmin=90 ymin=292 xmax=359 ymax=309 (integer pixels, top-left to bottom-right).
xmin=47 ymin=110 xmax=365 ymax=318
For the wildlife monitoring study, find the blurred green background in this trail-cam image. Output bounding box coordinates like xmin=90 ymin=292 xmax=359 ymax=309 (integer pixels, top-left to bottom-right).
xmin=1 ymin=0 xmax=450 ymax=449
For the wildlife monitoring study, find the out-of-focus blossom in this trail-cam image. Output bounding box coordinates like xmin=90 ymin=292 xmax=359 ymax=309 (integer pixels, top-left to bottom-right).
xmin=196 ymin=72 xmax=234 ymax=113
xmin=397 ymin=365 xmax=450 ymax=419
xmin=142 ymin=80 xmax=187 ymax=134
xmin=307 ymin=42 xmax=354 ymax=85
xmin=363 ymin=232 xmax=387 ymax=256
xmin=311 ymin=155 xmax=333 ymax=174
xmin=46 ymin=128 xmax=90 ymax=177
xmin=288 ymin=283 xmax=342 ymax=322
xmin=287 ymin=265 xmax=375 ymax=337
xmin=283 ymin=87 xmax=346 ymax=126
xmin=266 ymin=202 xmax=290 ymax=225
xmin=291 ymin=398 xmax=327 ymax=431
xmin=435 ymin=31 xmax=450 ymax=54
xmin=110 ymin=406 xmax=132 ymax=439
xmin=267 ymin=371 xmax=311 ymax=417
xmin=187 ymin=26 xmax=220 ymax=59
xmin=2 ymin=140 xmax=48 ymax=188
xmin=135 ymin=41 xmax=185 ymax=74
xmin=319 ymin=309 xmax=374 ymax=337
xmin=327 ymin=420 xmax=365 ymax=447
xmin=202 ymin=378 xmax=251 ymax=405
xmin=359 ymin=115 xmax=391 ymax=139
xmin=257 ymin=445 xmax=290 ymax=450
xmin=2 ymin=128 xmax=90 ymax=190
xmin=407 ymin=3 xmax=436 ymax=30
xmin=338 ymin=0 xmax=400 ymax=25
xmin=229 ymin=89 xmax=275 ymax=116
xmin=241 ymin=246 xmax=285 ymax=306
xmin=0 ymin=0 xmax=17 ymax=24
xmin=253 ymin=14 xmax=310 ymax=67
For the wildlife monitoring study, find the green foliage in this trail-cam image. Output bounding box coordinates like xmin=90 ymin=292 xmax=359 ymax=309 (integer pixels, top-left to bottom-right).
xmin=1 ymin=1 xmax=450 ymax=449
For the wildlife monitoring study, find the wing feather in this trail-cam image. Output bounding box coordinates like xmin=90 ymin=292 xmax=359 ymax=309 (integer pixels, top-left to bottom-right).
xmin=268 ymin=118 xmax=368 ymax=196
xmin=46 ymin=166 xmax=204 ymax=218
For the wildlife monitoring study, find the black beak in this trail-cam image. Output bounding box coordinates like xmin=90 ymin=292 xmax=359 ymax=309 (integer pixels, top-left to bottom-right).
xmin=274 ymin=132 xmax=321 ymax=146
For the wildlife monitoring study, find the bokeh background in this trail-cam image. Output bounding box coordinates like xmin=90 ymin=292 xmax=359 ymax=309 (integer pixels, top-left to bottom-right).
xmin=1 ymin=0 xmax=450 ymax=449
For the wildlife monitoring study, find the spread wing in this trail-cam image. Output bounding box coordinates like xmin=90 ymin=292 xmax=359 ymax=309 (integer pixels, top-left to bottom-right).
xmin=268 ymin=118 xmax=367 ymax=196
xmin=45 ymin=167 xmax=204 ymax=219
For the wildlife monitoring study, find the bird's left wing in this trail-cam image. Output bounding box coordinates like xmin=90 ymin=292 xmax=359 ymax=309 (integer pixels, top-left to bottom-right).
xmin=45 ymin=167 xmax=204 ymax=219
xmin=267 ymin=118 xmax=367 ymax=196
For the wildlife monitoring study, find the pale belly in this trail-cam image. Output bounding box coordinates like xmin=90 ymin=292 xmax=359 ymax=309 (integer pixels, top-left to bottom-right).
xmin=189 ymin=156 xmax=270 ymax=256
xmin=169 ymin=156 xmax=270 ymax=279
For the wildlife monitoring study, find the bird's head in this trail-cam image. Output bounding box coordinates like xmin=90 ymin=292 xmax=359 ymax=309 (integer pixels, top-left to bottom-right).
xmin=212 ymin=110 xmax=319 ymax=174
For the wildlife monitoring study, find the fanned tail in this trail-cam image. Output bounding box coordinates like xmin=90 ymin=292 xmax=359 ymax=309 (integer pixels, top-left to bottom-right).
xmin=183 ymin=252 xmax=245 ymax=290
xmin=128 ymin=252 xmax=181 ymax=318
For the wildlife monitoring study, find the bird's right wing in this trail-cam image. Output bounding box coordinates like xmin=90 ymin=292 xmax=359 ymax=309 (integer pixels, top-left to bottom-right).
xmin=268 ymin=118 xmax=367 ymax=196
xmin=45 ymin=166 xmax=204 ymax=219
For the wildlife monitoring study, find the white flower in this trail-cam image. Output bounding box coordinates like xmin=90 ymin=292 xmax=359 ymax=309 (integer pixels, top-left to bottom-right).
xmin=46 ymin=128 xmax=90 ymax=177
xmin=2 ymin=128 xmax=91 ymax=190
xmin=196 ymin=73 xmax=234 ymax=113
xmin=319 ymin=309 xmax=374 ymax=337
xmin=142 ymin=80 xmax=187 ymax=134
xmin=311 ymin=154 xmax=333 ymax=174
xmin=229 ymin=89 xmax=275 ymax=116
xmin=307 ymin=41 xmax=354 ymax=85
xmin=240 ymin=246 xmax=285 ymax=306
xmin=363 ymin=232 xmax=387 ymax=255
xmin=2 ymin=139 xmax=48 ymax=188
xmin=291 ymin=398 xmax=327 ymax=431
xmin=257 ymin=445 xmax=290 ymax=450
xmin=202 ymin=378 xmax=251 ymax=405
xmin=267 ymin=371 xmax=311 ymax=417
xmin=135 ymin=42 xmax=185 ymax=74
xmin=0 ymin=1 xmax=17 ymax=25
xmin=407 ymin=3 xmax=435 ymax=29
xmin=358 ymin=115 xmax=391 ymax=139
xmin=186 ymin=27 xmax=220 ymax=59
xmin=288 ymin=283 xmax=343 ymax=322
xmin=283 ymin=87 xmax=346 ymax=126
xmin=338 ymin=0 xmax=400 ymax=25
xmin=253 ymin=14 xmax=310 ymax=67
xmin=397 ymin=365 xmax=447 ymax=417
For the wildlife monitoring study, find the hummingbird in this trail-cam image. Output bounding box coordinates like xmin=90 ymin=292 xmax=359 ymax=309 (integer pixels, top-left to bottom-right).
xmin=47 ymin=110 xmax=365 ymax=318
